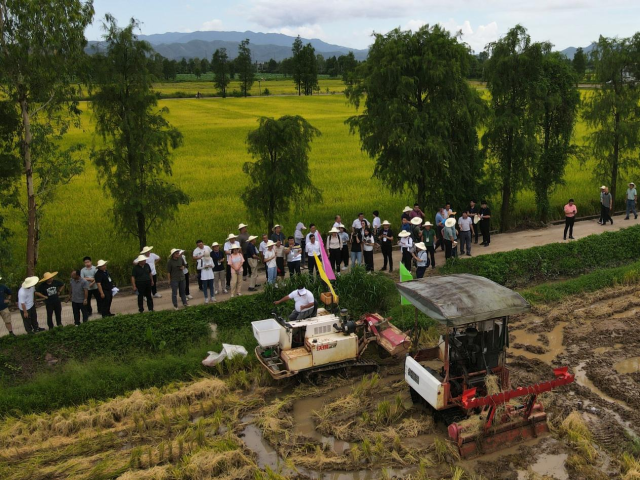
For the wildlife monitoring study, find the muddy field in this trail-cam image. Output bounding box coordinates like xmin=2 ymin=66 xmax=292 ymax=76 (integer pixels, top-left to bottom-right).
xmin=1 ymin=285 xmax=639 ymax=479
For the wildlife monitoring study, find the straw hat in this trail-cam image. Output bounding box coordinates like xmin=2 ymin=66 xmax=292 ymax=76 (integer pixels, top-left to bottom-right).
xmin=600 ymin=185 xmax=606 ymax=189
xmin=135 ymin=254 xmax=148 ymax=263
xmin=22 ymin=276 xmax=39 ymax=289
xmin=381 ymin=220 xmax=390 ymax=226
xmin=402 ymin=206 xmax=412 ymax=213
xmin=238 ymin=223 xmax=248 ymax=230
xmin=140 ymin=246 xmax=153 ymax=254
xmin=226 ymin=233 xmax=237 ymax=241
xmin=398 ymin=231 xmax=411 ymax=238
xmin=329 ymin=227 xmax=340 ymax=234
xmin=266 ymin=240 xmax=276 ymax=247
xmin=39 ymin=272 xmax=58 ymax=283
xmin=423 ymin=221 xmax=432 ymax=227
xmin=272 ymin=224 xmax=282 ymax=231
xmin=96 ymin=259 xmax=108 ymax=267
xmin=178 ymin=249 xmax=185 ymax=254
xmin=211 ymin=242 xmax=219 ymax=247
xmin=630 ymin=182 xmax=635 ymax=186
xmin=231 ymin=242 xmax=241 ymax=250
xmin=170 ymin=248 xmax=181 ymax=255
xmin=445 ymin=218 xmax=456 ymax=228
xmin=410 ymin=217 xmax=422 ymax=226
xmin=338 ymin=223 xmax=346 ymax=229
xmin=415 ymin=242 xmax=426 ymax=251
xmin=248 ymin=235 xmax=258 ymax=242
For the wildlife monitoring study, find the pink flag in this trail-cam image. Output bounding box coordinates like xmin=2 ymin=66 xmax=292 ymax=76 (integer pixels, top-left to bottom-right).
xmin=316 ymin=233 xmax=336 ymax=281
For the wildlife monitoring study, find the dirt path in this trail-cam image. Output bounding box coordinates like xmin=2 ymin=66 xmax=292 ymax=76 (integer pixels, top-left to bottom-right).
xmin=2 ymin=214 xmax=635 ymax=336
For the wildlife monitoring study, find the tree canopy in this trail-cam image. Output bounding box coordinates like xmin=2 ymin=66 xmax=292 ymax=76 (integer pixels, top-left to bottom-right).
xmin=211 ymin=48 xmax=230 ymax=97
xmin=236 ymin=39 xmax=255 ymax=97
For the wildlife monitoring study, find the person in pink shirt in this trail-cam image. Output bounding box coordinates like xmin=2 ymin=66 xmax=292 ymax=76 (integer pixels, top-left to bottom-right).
xmin=564 ymin=199 xmax=577 ymax=240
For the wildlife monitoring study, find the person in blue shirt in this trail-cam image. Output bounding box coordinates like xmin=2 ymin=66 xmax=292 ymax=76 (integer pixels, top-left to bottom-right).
xmin=435 ymin=207 xmax=446 ymax=251
xmin=0 ymin=278 xmax=14 ymax=336
xmin=400 ymin=217 xmax=411 ymax=232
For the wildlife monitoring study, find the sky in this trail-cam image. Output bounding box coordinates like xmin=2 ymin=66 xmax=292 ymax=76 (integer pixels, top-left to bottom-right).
xmin=85 ymin=0 xmax=640 ymax=53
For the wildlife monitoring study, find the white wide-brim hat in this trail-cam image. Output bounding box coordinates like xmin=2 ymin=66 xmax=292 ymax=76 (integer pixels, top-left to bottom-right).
xmin=211 ymin=242 xmax=219 ymax=247
xmin=248 ymin=235 xmax=258 ymax=242
xmin=238 ymin=223 xmax=248 ymax=230
xmin=410 ymin=217 xmax=422 ymax=226
xmin=97 ymin=259 xmax=108 ymax=267
xmin=338 ymin=223 xmax=346 ymax=229
xmin=329 ymin=227 xmax=340 ymax=233
xmin=402 ymin=206 xmax=412 ymax=213
xmin=398 ymin=231 xmax=411 ymax=238
xmin=135 ymin=254 xmax=148 ymax=263
xmin=22 ymin=276 xmax=39 ymax=289
xmin=140 ymin=246 xmax=153 ymax=254
xmin=445 ymin=218 xmax=456 ymax=228
xmin=381 ymin=220 xmax=390 ymax=226
xmin=600 ymin=185 xmax=606 ymax=189
xmin=415 ymin=242 xmax=426 ymax=250
xmin=170 ymin=248 xmax=181 ymax=255
xmin=266 ymin=240 xmax=276 ymax=247
xmin=423 ymin=221 xmax=432 ymax=227
xmin=226 ymin=233 xmax=238 ymax=241
xmin=272 ymin=224 xmax=282 ymax=230
xmin=231 ymin=243 xmax=241 ymax=250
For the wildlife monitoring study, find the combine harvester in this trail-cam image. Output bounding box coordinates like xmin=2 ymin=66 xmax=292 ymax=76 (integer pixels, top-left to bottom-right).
xmin=399 ymin=274 xmax=575 ymax=458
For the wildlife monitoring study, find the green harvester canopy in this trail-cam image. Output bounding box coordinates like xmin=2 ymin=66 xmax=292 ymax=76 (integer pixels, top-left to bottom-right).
xmin=396 ymin=274 xmax=530 ymax=326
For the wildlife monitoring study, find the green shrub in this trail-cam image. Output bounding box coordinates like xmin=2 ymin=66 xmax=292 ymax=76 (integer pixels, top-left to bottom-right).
xmin=441 ymin=226 xmax=640 ymax=288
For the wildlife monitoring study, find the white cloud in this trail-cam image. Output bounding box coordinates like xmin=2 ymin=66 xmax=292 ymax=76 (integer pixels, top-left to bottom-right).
xmin=275 ymin=24 xmax=326 ymax=39
xmin=201 ymin=19 xmax=223 ymax=31
xmin=439 ymin=19 xmax=498 ymax=53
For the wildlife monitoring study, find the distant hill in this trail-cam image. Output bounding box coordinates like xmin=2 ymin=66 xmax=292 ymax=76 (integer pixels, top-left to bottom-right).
xmin=560 ymin=42 xmax=597 ymax=60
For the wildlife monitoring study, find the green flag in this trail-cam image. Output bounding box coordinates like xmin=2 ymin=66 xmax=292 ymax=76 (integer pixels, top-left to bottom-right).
xmin=399 ymin=263 xmax=414 ymax=305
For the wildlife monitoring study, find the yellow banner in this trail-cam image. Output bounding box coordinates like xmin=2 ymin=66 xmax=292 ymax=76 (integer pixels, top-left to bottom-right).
xmin=313 ymin=252 xmax=337 ymax=300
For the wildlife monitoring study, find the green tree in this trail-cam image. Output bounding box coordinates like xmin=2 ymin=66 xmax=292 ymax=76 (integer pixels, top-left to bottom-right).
xmin=583 ymin=34 xmax=640 ymax=206
xmin=211 ymin=48 xmax=230 ymax=97
xmin=292 ymin=36 xmax=304 ymax=95
xmin=301 ymin=43 xmax=319 ymax=95
xmin=162 ymin=58 xmax=177 ymax=80
xmin=345 ymin=25 xmax=486 ymax=210
xmin=200 ymin=58 xmax=210 ymax=74
xmin=236 ymin=39 xmax=255 ymax=97
xmin=91 ymin=16 xmax=189 ymax=250
xmin=339 ymin=51 xmax=358 ymax=85
xmin=0 ymin=102 xmax=21 ymax=269
xmin=0 ymin=0 xmax=94 ymax=274
xmin=572 ymin=46 xmax=587 ymax=79
xmin=530 ymin=48 xmax=580 ymax=222
xmin=482 ymin=25 xmax=542 ymax=231
xmin=242 ymin=116 xmax=322 ymax=232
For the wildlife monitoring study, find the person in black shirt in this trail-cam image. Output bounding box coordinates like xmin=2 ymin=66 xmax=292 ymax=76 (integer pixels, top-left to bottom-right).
xmin=132 ymin=255 xmax=154 ymax=313
xmin=378 ymin=220 xmax=394 ymax=272
xmin=468 ymin=200 xmax=480 ymax=244
xmin=479 ymin=200 xmax=491 ymax=246
xmin=36 ymin=272 xmax=64 ymax=329
xmin=94 ymin=260 xmax=115 ymax=317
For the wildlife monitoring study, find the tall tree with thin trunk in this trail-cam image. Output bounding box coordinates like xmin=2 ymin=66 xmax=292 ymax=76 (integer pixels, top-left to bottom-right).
xmin=91 ymin=16 xmax=189 ymax=251
xmin=345 ymin=25 xmax=486 ymax=211
xmin=211 ymin=48 xmax=230 ymax=97
xmin=292 ymin=36 xmax=303 ymax=95
xmin=236 ymin=39 xmax=255 ymax=97
xmin=300 ymin=43 xmax=319 ymax=95
xmin=242 ymin=116 xmax=322 ymax=232
xmin=582 ymin=34 xmax=640 ymax=208
xmin=572 ymin=47 xmax=586 ymax=79
xmin=0 ymin=0 xmax=94 ymax=275
xmin=483 ymin=25 xmax=542 ymax=231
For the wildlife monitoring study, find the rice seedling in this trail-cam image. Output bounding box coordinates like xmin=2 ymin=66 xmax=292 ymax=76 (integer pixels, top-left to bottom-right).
xmin=433 ymin=437 xmax=460 ymax=464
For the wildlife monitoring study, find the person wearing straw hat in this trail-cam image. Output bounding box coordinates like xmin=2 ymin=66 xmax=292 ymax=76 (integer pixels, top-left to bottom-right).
xmin=598 ymin=185 xmax=606 ymax=224
xmin=237 ymin=223 xmax=251 ymax=281
xmin=132 ymin=255 xmax=154 ymax=313
xmin=246 ymin=235 xmax=261 ymax=290
xmin=338 ymin=224 xmax=350 ymax=270
xmin=192 ymin=239 xmax=212 ymax=292
xmin=412 ymin=242 xmax=429 ymax=278
xmin=398 ymin=230 xmax=414 ymax=272
xmin=326 ymin=227 xmax=343 ymax=273
xmin=94 ymin=260 xmax=114 ymax=317
xmin=378 ymin=220 xmax=394 ymax=272
xmin=18 ymin=276 xmax=43 ymax=333
xmin=228 ymin=243 xmax=244 ymax=296
xmin=223 ymin=233 xmax=238 ymax=291
xmin=625 ymin=182 xmax=638 ymax=220
xmin=167 ymin=248 xmax=189 ymax=309
xmin=68 ymin=270 xmax=89 ymax=326
xmin=81 ymin=256 xmax=99 ymax=317
xmin=285 ymin=236 xmax=302 ymax=277
xmin=140 ymin=246 xmax=162 ymax=299
xmin=457 ymin=211 xmax=474 ymax=256
xmin=421 ymin=221 xmax=436 ymax=269
xmin=211 ymin=242 xmax=226 ymax=295
xmin=401 ymin=206 xmax=412 ymax=222
xmin=443 ymin=217 xmax=458 ymax=259
xmin=410 ymin=216 xmax=423 ymax=245
xmin=0 ymin=276 xmax=14 ymax=336
xmin=263 ymin=240 xmax=277 ymax=284
xmin=36 ymin=272 xmax=64 ymax=329
xmin=199 ymin=250 xmax=215 ymax=303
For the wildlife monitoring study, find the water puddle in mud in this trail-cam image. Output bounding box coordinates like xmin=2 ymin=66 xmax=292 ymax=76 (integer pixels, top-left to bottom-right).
xmin=614 ymin=356 xmax=640 ymax=374
xmin=510 ymin=322 xmax=567 ymax=364
xmin=574 ymin=362 xmax=630 ymax=410
xmin=613 ymin=308 xmax=638 ymax=319
xmin=517 ymin=452 xmax=568 ymax=480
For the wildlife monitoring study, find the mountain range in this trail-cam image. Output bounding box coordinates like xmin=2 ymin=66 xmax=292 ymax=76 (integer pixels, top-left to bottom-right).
xmin=559 ymin=42 xmax=597 ymax=60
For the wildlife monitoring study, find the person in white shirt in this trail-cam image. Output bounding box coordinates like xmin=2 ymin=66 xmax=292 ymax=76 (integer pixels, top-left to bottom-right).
xmin=305 ymin=234 xmax=321 ymax=276
xmin=333 ymin=215 xmax=342 ymax=229
xmin=326 ymin=227 xmax=343 ymax=273
xmin=372 ymin=210 xmax=381 ymax=236
xmin=192 ymin=239 xmax=212 ymax=292
xmin=199 ymin=251 xmax=215 ymax=303
xmin=274 ymin=287 xmax=316 ymax=321
xmin=305 ymin=224 xmax=321 ymax=245
xmin=363 ymin=227 xmax=376 ymax=272
xmin=140 ymin=246 xmax=162 ymax=298
xmin=457 ymin=211 xmax=475 ymax=256
xmin=259 ymin=234 xmax=270 ymax=282
xmin=398 ymin=230 xmax=414 ymax=272
xmin=223 ymin=233 xmax=238 ymax=291
xmin=294 ymin=222 xmax=307 ymax=265
xmin=351 ymin=213 xmax=370 ymax=231
xmin=263 ymin=240 xmax=277 ymax=284
xmin=285 ymin=236 xmax=302 ymax=277
xmin=18 ymin=276 xmax=42 ymax=333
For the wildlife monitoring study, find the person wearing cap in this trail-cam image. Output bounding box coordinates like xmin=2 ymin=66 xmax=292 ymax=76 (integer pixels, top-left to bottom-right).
xmin=457 ymin=211 xmax=474 ymax=256
xmin=398 ymin=230 xmax=414 ymax=271
xmin=193 ymin=239 xmax=212 ymax=292
xmin=363 ymin=227 xmax=376 ymax=272
xmin=36 ymin=272 xmax=64 ymax=329
xmin=326 ymin=227 xmax=343 ymax=273
xmin=372 ymin=210 xmax=381 ymax=237
xmin=339 ymin=224 xmax=350 ymax=270
xmin=295 ymin=222 xmax=307 ymax=265
xmin=263 ymin=240 xmax=277 ymax=284
xmin=223 ymin=233 xmax=238 ymax=291
xmin=435 ymin=207 xmax=446 ymax=251
xmin=378 ymin=220 xmax=394 ymax=272
xmin=167 ymin=249 xmax=189 ymax=309
xmin=132 ymin=255 xmax=154 ymax=313
xmin=409 ymin=203 xmax=425 ymax=221
xmin=246 ymin=235 xmax=261 ymax=290
xmin=401 ymin=206 xmax=412 ymax=222
xmin=68 ymin=270 xmax=89 ymax=326
xmin=228 ymin=243 xmax=244 ymax=296
xmin=0 ymin=277 xmax=13 ymax=336
xmin=305 ymin=234 xmax=321 ymax=275
xmin=237 ymin=223 xmax=251 ymax=281
xmin=211 ymin=243 xmax=226 ymax=295
xmin=468 ymin=200 xmax=480 ymax=244
xmin=18 ymin=277 xmax=43 ymax=333
xmin=81 ymin=256 xmax=99 ymax=316
xmin=412 ymin=242 xmax=429 ymax=278
xmin=422 ymin=222 xmax=436 ymax=269
xmin=625 ymin=182 xmax=638 ymax=220
xmin=599 ymin=186 xmax=613 ymax=225
xmin=199 ymin=250 xmax=215 ymax=303
xmin=479 ymin=200 xmax=492 ymax=246
xmin=443 ymin=217 xmax=458 ymax=259
xmin=274 ymin=287 xmax=317 ymax=321
xmin=563 ymin=199 xmax=577 ymax=240
xmin=285 ymin=236 xmax=302 ymax=277
xmin=140 ymin=247 xmax=162 ymax=299
xmin=94 ymin=260 xmax=114 ymax=317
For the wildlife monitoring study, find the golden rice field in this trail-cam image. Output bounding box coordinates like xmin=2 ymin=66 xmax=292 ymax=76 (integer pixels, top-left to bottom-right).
xmin=5 ymin=91 xmax=638 ymax=281
xmin=153 ymin=78 xmax=347 ymax=97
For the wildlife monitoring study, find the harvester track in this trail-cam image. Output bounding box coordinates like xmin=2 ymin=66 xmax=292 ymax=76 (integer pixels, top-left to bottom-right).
xmin=301 ymin=359 xmax=379 ymax=383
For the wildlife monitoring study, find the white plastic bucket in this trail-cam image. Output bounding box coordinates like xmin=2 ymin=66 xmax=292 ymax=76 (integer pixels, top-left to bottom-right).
xmin=252 ymin=319 xmax=282 ymax=347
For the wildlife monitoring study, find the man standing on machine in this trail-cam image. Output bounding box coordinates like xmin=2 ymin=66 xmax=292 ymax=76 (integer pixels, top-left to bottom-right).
xmin=273 ymin=287 xmax=317 ymax=321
